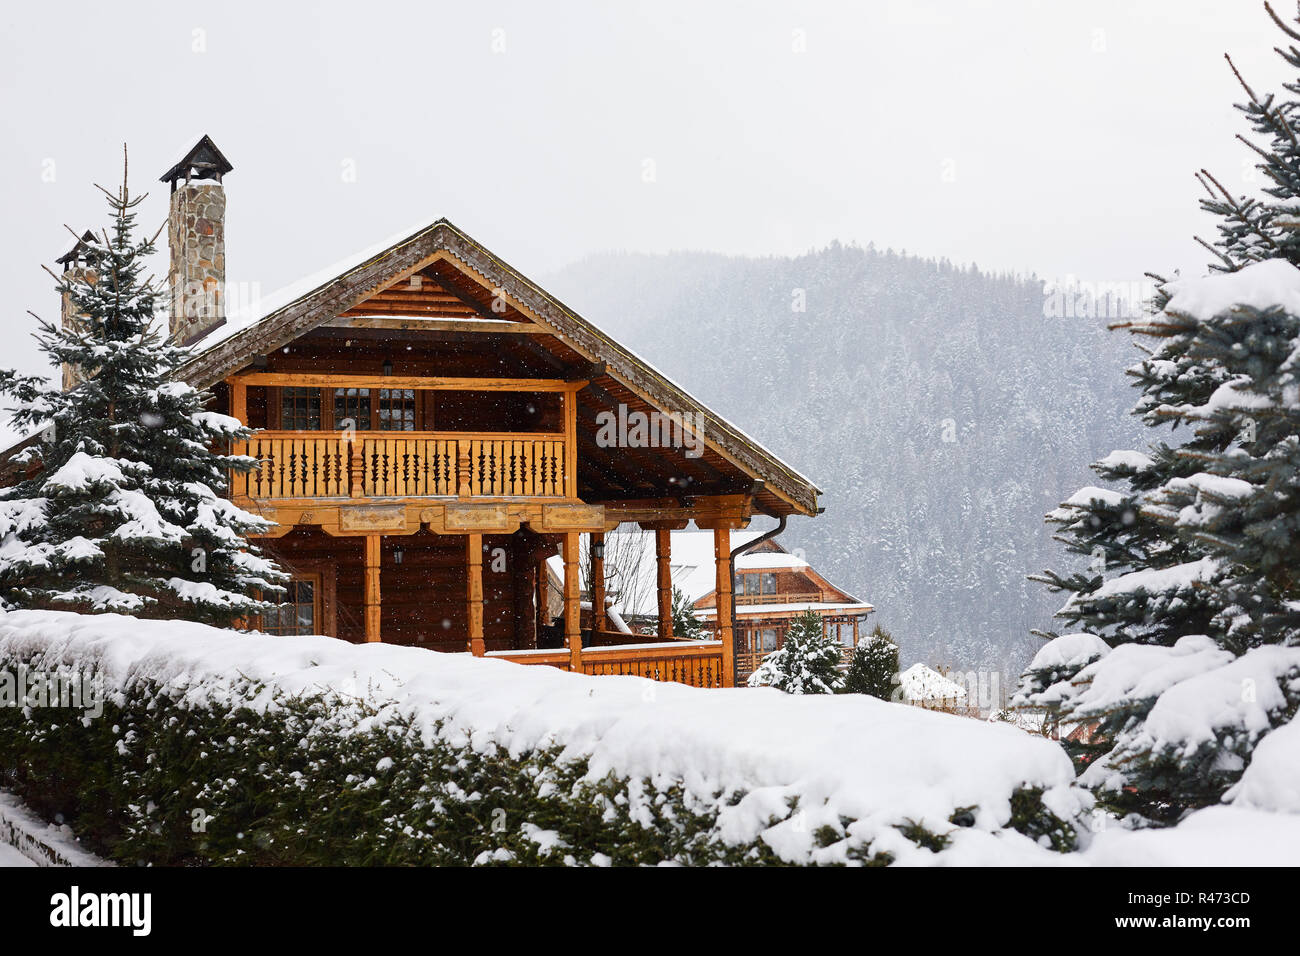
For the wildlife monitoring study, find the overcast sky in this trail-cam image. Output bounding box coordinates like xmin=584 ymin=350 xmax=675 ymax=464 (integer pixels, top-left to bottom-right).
xmin=0 ymin=0 xmax=1290 ymax=406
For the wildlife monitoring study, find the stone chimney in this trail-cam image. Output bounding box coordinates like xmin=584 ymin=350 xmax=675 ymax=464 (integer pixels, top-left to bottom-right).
xmin=55 ymin=230 xmax=98 ymax=390
xmin=159 ymin=134 xmax=232 ymax=346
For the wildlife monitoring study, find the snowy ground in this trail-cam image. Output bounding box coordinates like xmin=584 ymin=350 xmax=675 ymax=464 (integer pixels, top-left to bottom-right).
xmin=0 ymin=843 xmax=35 ymax=867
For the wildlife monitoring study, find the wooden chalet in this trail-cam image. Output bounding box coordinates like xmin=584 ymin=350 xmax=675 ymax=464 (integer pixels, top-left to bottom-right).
xmin=29 ymin=136 xmax=824 ymax=688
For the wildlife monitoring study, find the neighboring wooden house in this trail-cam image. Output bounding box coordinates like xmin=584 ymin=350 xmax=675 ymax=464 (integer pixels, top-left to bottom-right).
xmin=549 ymin=530 xmax=872 ymax=685
xmin=8 ymin=136 xmax=825 ymax=689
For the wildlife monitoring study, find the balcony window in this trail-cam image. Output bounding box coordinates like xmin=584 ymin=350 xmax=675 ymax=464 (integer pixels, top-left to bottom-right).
xmin=281 ymin=387 xmax=321 ymax=430
xmin=333 ymin=388 xmax=372 ymax=430
xmin=377 ymin=388 xmax=416 ymax=431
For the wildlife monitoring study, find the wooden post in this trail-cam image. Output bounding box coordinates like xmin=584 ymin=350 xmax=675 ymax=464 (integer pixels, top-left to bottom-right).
xmin=563 ymin=387 xmax=578 ymax=499
xmin=656 ymin=527 xmax=673 ymax=640
xmin=713 ymin=526 xmax=734 ymax=687
xmin=229 ymin=380 xmax=248 ymax=424
xmin=364 ymin=534 xmax=382 ymax=643
xmin=853 ymin=615 xmax=860 ymax=648
xmin=590 ymin=531 xmax=606 ymax=633
xmin=348 ymin=436 xmax=364 ymax=498
xmin=537 ymin=555 xmax=551 ymax=627
xmin=457 ymin=439 xmax=472 ymax=499
xmin=467 ymin=533 xmax=485 ymax=656
xmin=563 ymin=532 xmax=581 ymax=672
xmin=228 ymin=380 xmax=248 ymax=497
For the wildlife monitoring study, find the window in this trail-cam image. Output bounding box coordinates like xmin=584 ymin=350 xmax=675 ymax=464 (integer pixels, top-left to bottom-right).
xmin=760 ymin=628 xmax=778 ymax=651
xmin=333 ymin=388 xmax=372 ymax=430
xmin=281 ymin=387 xmax=321 ymax=430
xmin=261 ymin=578 xmax=318 ymax=636
xmin=377 ymin=388 xmax=416 ymax=431
xmin=761 ymin=572 xmax=777 ymax=595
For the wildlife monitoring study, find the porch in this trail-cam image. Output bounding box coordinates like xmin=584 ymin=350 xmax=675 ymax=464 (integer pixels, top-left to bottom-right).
xmin=252 ymin=511 xmax=746 ymax=689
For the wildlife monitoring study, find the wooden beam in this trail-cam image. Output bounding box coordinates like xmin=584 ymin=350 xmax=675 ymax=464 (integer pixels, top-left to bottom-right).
xmin=590 ymin=531 xmax=606 ymax=633
xmin=230 ymin=372 xmax=577 ymax=392
xmin=563 ymin=531 xmax=582 ymax=672
xmin=325 ymin=316 xmax=548 ymax=334
xmin=714 ymin=526 xmax=734 ymax=687
xmin=467 ymin=533 xmax=485 ymax=656
xmin=364 ymin=534 xmax=382 ymax=643
xmin=656 ymin=527 xmax=673 ymax=640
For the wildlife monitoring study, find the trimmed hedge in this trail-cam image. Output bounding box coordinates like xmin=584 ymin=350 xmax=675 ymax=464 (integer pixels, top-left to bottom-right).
xmin=0 ymin=650 xmax=1079 ymax=866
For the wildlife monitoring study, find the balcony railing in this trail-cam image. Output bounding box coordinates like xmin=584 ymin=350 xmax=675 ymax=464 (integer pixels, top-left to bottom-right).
xmin=734 ymin=590 xmax=824 ymax=606
xmin=233 ymin=431 xmax=573 ymax=500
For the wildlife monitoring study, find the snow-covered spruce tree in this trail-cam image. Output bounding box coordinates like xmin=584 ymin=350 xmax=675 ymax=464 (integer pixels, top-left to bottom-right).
xmin=747 ymin=610 xmax=844 ymax=694
xmin=0 ymin=157 xmax=284 ymax=626
xmin=670 ymin=585 xmax=706 ymax=640
xmin=1023 ymin=5 xmax=1300 ymax=821
xmin=840 ymin=623 xmax=899 ymax=699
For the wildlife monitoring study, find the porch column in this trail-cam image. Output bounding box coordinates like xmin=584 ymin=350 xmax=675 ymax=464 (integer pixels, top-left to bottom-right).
xmin=853 ymin=616 xmax=860 ymax=647
xmin=537 ymin=555 xmax=551 ymax=627
xmin=229 ymin=379 xmax=247 ymax=424
xmin=656 ymin=528 xmax=673 ymax=639
xmin=590 ymin=531 xmax=606 ymax=633
xmin=364 ymin=534 xmax=382 ymax=643
xmin=713 ymin=526 xmax=734 ymax=687
xmin=563 ymin=531 xmax=582 ymax=671
xmin=467 ymin=533 xmax=485 ymax=656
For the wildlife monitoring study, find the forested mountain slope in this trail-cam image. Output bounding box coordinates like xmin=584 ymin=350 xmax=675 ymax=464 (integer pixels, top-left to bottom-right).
xmin=546 ymin=244 xmax=1143 ymax=681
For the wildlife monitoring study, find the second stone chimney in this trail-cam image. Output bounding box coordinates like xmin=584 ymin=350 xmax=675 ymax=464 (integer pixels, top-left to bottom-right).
xmin=55 ymin=231 xmax=99 ymax=390
xmin=159 ymin=134 xmax=232 ymax=345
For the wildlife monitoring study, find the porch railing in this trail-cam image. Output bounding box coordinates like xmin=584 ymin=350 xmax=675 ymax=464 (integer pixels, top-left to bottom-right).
xmin=488 ymin=640 xmax=726 ymax=689
xmin=233 ymin=431 xmax=572 ymax=500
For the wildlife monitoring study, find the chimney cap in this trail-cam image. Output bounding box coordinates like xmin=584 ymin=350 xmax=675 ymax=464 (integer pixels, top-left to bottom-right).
xmin=55 ymin=230 xmax=100 ymax=266
xmin=159 ymin=134 xmax=233 ymax=186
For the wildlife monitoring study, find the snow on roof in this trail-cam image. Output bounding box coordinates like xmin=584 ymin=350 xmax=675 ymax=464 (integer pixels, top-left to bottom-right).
xmin=898 ymin=663 xmax=968 ymax=703
xmin=1163 ymin=258 xmax=1300 ymax=322
xmin=187 ymin=217 xmax=441 ymax=358
xmin=734 ymin=551 xmax=809 ymax=571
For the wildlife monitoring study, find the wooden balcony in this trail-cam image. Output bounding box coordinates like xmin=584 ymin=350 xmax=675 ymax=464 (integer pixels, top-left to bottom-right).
xmin=233 ymin=431 xmax=574 ymax=500
xmin=734 ymin=590 xmax=824 ymax=606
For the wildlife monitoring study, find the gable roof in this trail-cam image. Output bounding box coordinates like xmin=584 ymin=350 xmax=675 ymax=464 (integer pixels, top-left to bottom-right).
xmin=160 ymin=134 xmax=233 ymax=184
xmin=179 ymin=218 xmax=821 ymax=516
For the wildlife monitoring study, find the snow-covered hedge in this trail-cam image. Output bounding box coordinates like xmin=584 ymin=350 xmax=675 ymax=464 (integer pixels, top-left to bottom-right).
xmin=0 ymin=611 xmax=1087 ymax=865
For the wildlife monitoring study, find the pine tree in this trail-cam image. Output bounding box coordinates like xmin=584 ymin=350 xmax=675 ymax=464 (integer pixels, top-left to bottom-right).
xmin=840 ymin=623 xmax=899 ymax=699
xmin=0 ymin=153 xmax=284 ymax=626
xmin=670 ymin=585 xmax=705 ymax=640
xmin=1024 ymin=3 xmax=1300 ymax=820
xmin=746 ymin=610 xmax=843 ymax=694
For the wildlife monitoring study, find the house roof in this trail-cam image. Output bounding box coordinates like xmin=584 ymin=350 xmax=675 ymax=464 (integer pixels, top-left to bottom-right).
xmin=160 ymin=134 xmax=233 ymax=184
xmin=177 ymin=218 xmax=821 ymax=517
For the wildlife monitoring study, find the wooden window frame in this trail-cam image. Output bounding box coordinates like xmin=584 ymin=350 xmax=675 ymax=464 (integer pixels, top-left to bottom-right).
xmin=257 ymin=561 xmax=338 ymax=637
